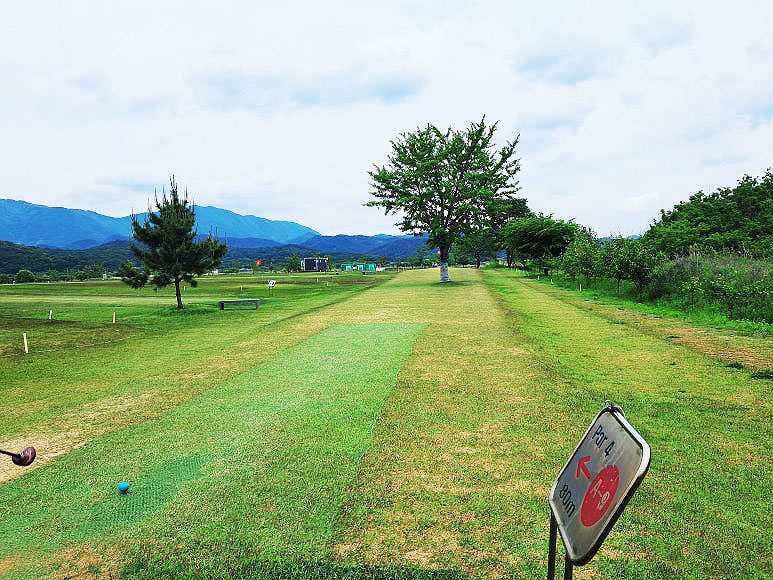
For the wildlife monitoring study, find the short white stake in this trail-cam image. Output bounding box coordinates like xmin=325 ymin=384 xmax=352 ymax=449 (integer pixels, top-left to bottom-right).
xmin=49 ymin=310 xmax=52 ymax=320
xmin=537 ymin=275 xmax=540 ymax=281
xmin=23 ymin=333 xmax=28 ymax=354
xmin=113 ymin=311 xmax=116 ymax=324
xmin=579 ymin=283 xmax=582 ymax=292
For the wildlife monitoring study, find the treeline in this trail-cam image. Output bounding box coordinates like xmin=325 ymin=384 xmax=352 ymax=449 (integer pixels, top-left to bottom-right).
xmin=0 ymin=263 xmax=108 ymax=284
xmin=498 ymin=171 xmax=772 ymax=323
xmin=646 ymin=170 xmax=772 ymax=257
xmin=0 ymin=240 xmax=395 ymax=277
xmin=0 ymin=241 xmax=132 ymax=275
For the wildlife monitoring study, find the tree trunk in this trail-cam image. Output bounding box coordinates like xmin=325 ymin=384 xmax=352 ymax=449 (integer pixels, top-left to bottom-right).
xmin=175 ymin=277 xmax=184 ymax=309
xmin=439 ymin=245 xmax=450 ymax=282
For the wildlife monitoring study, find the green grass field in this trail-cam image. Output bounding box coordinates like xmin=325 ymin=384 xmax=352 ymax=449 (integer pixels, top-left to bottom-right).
xmin=0 ymin=269 xmax=770 ymax=578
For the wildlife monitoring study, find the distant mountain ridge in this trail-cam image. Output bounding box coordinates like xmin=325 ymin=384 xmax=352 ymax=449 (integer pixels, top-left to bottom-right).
xmin=0 ymin=199 xmax=319 ymax=249
xmin=298 ymin=234 xmax=429 ymax=256
xmin=0 ymin=199 xmax=433 ymax=272
xmin=0 ymin=236 xmax=433 ymax=275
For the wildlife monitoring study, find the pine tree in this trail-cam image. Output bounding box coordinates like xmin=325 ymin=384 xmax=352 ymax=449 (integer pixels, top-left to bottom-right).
xmin=119 ymin=177 xmax=228 ymax=308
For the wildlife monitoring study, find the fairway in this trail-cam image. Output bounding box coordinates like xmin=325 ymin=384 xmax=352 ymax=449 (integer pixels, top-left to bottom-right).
xmin=0 ymin=269 xmax=771 ymax=578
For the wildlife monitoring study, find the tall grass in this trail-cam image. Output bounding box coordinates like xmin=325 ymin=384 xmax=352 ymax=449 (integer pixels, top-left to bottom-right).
xmin=647 ymin=252 xmax=772 ymax=323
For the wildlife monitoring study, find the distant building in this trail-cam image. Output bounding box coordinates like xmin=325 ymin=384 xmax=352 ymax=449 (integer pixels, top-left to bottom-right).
xmin=302 ymin=257 xmax=328 ymax=272
xmin=341 ymin=262 xmax=376 ymax=272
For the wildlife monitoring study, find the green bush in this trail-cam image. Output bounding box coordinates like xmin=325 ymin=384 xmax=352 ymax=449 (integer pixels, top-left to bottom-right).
xmin=15 ymin=269 xmax=36 ymax=283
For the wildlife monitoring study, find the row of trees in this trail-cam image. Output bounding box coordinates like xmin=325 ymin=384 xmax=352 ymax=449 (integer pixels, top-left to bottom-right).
xmin=366 ymin=118 xmax=769 ymax=323
xmin=0 ymin=265 xmax=108 ymax=284
xmin=560 ymin=232 xmax=660 ymax=299
xmin=497 ymin=214 xmax=770 ymax=323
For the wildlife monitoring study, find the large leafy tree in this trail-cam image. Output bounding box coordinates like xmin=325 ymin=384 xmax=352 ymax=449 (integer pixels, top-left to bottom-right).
xmin=286 ymin=253 xmax=302 ymax=272
xmin=119 ymin=177 xmax=228 ymax=309
xmin=456 ymin=227 xmax=498 ymax=268
xmin=367 ymin=117 xmax=521 ymax=282
xmin=502 ymin=214 xmax=577 ymax=272
xmin=488 ymin=197 xmax=532 ymax=267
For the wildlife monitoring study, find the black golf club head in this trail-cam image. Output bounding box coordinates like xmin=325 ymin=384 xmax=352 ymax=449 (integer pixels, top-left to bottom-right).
xmin=11 ymin=446 xmax=36 ymax=467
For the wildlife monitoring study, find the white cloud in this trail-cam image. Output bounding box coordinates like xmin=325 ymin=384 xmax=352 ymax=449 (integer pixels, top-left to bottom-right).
xmin=0 ymin=1 xmax=772 ymax=237
xmin=622 ymin=192 xmax=661 ymax=212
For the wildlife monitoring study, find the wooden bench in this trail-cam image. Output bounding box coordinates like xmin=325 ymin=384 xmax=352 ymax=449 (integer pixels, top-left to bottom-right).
xmin=218 ymin=299 xmax=260 ymax=310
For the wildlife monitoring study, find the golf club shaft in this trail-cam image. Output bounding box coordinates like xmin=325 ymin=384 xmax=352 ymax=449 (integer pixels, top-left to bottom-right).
xmin=0 ymin=449 xmax=20 ymax=460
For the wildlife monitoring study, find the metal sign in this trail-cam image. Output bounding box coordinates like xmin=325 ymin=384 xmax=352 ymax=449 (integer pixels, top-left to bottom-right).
xmin=268 ymin=280 xmax=276 ymax=287
xmin=549 ymin=404 xmax=650 ymax=566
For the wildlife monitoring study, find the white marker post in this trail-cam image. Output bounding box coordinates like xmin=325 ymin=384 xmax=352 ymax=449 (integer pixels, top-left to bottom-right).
xmin=579 ymin=283 xmax=582 ymax=292
xmin=23 ymin=333 xmax=28 ymax=354
xmin=113 ymin=312 xmax=116 ymax=324
xmin=49 ymin=310 xmax=52 ymax=320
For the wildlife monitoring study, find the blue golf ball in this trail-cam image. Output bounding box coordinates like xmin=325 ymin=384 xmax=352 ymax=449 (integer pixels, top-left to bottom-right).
xmin=118 ymin=482 xmax=130 ymax=493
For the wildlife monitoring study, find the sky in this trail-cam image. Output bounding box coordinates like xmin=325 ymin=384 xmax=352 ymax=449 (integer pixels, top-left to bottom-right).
xmin=1 ymin=1 xmax=771 ymax=237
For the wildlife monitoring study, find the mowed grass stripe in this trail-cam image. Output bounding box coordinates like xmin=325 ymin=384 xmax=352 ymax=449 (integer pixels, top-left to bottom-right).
xmin=0 ymin=323 xmax=423 ymax=578
xmin=331 ymin=269 xmax=550 ymax=579
xmin=482 ymin=269 xmax=772 ymax=579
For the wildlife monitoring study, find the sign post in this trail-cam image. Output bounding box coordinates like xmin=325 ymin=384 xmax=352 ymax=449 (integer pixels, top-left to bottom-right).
xmin=547 ymin=402 xmax=650 ymax=577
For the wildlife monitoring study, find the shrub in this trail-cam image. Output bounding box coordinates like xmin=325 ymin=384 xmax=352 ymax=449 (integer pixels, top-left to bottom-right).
xmin=15 ymin=269 xmax=36 ymax=283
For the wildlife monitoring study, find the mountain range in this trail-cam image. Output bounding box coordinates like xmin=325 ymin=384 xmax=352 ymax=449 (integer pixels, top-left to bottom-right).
xmin=0 ymin=199 xmax=430 ymax=273
xmin=0 ymin=199 xmax=319 ymax=248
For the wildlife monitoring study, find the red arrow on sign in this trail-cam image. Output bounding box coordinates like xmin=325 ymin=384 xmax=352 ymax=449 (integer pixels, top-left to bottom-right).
xmin=576 ymin=455 xmax=592 ymax=480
